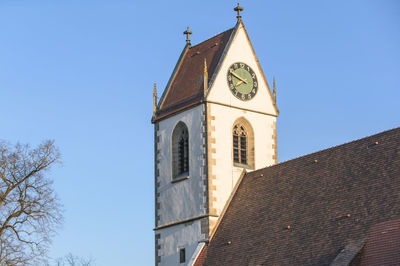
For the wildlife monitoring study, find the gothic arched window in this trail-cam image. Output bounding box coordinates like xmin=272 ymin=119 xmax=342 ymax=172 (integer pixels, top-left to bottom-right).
xmin=172 ymin=122 xmax=189 ymax=179
xmin=233 ymin=124 xmax=247 ymax=164
xmin=232 ymin=118 xmax=254 ymax=169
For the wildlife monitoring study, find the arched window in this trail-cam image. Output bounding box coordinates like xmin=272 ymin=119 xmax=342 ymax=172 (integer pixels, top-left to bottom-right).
xmin=172 ymin=122 xmax=189 ymax=179
xmin=232 ymin=118 xmax=254 ymax=169
xmin=233 ymin=124 xmax=247 ymax=164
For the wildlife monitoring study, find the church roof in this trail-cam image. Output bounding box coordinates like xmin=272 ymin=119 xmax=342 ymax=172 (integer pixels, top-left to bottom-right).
xmin=195 ymin=127 xmax=400 ymax=265
xmin=356 ymin=218 xmax=400 ymax=265
xmin=153 ymin=28 xmax=234 ymax=122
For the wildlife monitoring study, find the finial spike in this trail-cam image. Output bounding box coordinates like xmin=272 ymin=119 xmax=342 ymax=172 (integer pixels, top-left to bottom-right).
xmin=203 ymin=58 xmax=208 ymax=98
xmin=273 ymin=76 xmax=277 ymax=104
xmin=153 ymin=83 xmax=157 ymax=116
xmin=234 ymin=3 xmax=244 ymax=22
xmin=183 ymin=26 xmax=192 ymax=45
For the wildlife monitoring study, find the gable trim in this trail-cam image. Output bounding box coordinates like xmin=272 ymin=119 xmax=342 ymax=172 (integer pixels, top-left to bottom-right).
xmin=240 ymin=22 xmax=280 ymax=116
xmin=188 ymin=242 xmax=206 ymax=266
xmin=205 ymin=22 xmax=239 ymax=98
xmin=157 ymin=44 xmax=190 ymax=111
xmin=329 ymin=238 xmax=366 ymax=266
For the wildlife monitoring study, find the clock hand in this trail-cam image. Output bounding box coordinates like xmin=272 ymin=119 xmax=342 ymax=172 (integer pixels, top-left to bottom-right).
xmin=230 ymin=69 xmax=248 ymax=84
xmin=235 ymin=80 xmax=244 ymax=86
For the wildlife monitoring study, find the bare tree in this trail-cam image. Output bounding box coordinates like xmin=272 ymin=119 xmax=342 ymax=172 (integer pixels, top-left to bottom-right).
xmin=53 ymin=253 xmax=94 ymax=266
xmin=0 ymin=140 xmax=62 ymax=265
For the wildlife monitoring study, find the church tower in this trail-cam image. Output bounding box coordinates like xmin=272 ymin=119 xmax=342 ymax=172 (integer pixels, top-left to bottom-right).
xmin=152 ymin=4 xmax=279 ymax=265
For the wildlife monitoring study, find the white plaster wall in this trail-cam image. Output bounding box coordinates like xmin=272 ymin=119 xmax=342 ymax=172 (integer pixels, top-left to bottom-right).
xmin=157 ymin=104 xmax=206 ymax=225
xmin=207 ymin=24 xmax=277 ymax=116
xmin=158 ymin=220 xmax=203 ymax=266
xmin=208 ymin=102 xmax=276 ymax=215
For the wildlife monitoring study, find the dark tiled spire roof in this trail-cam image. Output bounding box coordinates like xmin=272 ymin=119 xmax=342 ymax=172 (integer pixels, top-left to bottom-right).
xmin=153 ymin=28 xmax=234 ymax=122
xmin=196 ymin=127 xmax=400 ymax=265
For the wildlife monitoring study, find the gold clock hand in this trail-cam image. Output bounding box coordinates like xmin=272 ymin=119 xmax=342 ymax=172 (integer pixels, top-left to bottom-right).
xmin=235 ymin=80 xmax=244 ymax=86
xmin=230 ymin=69 xmax=248 ymax=84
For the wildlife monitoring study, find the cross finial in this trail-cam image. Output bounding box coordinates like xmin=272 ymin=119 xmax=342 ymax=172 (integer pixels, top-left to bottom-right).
xmin=183 ymin=26 xmax=192 ymax=45
xmin=234 ymin=3 xmax=244 ymax=22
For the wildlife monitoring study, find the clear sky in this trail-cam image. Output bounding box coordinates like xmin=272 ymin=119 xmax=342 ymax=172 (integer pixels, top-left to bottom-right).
xmin=1 ymin=0 xmax=399 ymax=265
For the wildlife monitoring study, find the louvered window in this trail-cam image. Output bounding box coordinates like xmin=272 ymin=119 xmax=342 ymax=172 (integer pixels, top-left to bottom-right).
xmin=172 ymin=122 xmax=189 ymax=179
xmin=178 ymin=134 xmax=189 ymax=173
xmin=179 ymin=248 xmax=186 ymax=263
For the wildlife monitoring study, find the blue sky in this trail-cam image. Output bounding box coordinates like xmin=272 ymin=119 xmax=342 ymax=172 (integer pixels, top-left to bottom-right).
xmin=0 ymin=0 xmax=399 ymax=265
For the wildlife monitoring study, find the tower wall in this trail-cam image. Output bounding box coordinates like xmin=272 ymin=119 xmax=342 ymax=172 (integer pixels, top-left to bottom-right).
xmin=155 ymin=220 xmax=204 ymax=266
xmin=207 ymin=103 xmax=276 ymax=224
xmin=154 ymin=19 xmax=279 ymax=266
xmin=154 ymin=104 xmax=208 ymax=265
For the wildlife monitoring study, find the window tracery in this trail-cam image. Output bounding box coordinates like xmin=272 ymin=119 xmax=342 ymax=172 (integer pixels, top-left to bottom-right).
xmin=233 ymin=125 xmax=247 ymax=164
xmin=232 ymin=118 xmax=254 ymax=169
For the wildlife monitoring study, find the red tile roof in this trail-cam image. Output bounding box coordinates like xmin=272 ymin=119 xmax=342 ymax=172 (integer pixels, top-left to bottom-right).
xmin=154 ymin=28 xmax=234 ymax=121
xmin=358 ymin=219 xmax=400 ymax=265
xmin=195 ymin=127 xmax=400 ymax=265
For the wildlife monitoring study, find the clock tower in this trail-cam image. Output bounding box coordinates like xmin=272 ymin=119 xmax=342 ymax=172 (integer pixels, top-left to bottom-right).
xmin=152 ymin=4 xmax=278 ymax=265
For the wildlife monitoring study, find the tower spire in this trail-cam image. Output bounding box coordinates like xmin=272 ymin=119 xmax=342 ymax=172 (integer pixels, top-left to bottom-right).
xmin=203 ymin=58 xmax=208 ymax=98
xmin=153 ymin=83 xmax=157 ymax=117
xmin=273 ymin=76 xmax=277 ymax=104
xmin=234 ymin=3 xmax=244 ymax=22
xmin=183 ymin=26 xmax=192 ymax=45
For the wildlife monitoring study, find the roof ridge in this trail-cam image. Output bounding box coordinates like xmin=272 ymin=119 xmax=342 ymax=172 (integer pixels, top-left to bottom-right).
xmin=253 ymin=126 xmax=400 ymax=173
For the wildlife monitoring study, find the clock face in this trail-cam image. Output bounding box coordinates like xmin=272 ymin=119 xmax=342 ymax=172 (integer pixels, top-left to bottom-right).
xmin=227 ymin=62 xmax=258 ymax=101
